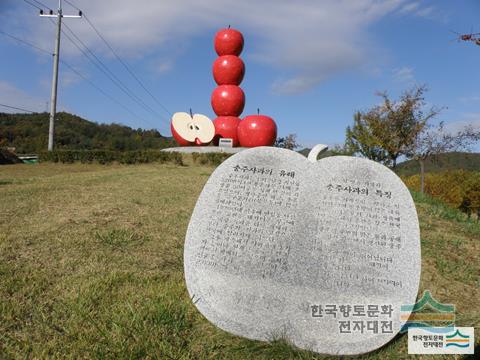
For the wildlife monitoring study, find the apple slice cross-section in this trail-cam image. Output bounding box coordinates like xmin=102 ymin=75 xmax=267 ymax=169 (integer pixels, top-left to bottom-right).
xmin=171 ymin=112 xmax=215 ymax=146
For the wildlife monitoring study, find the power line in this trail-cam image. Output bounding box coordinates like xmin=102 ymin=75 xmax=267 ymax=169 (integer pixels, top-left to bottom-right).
xmin=0 ymin=30 xmax=153 ymax=130
xmin=22 ymin=0 xmax=42 ymax=11
xmin=63 ymin=0 xmax=79 ymax=11
xmin=58 ymin=20 xmax=170 ymax=128
xmin=64 ymin=0 xmax=172 ymax=117
xmin=31 ymin=0 xmax=53 ymax=11
xmin=58 ymin=27 xmax=165 ymax=130
xmin=5 ymin=2 xmax=172 ymax=135
xmin=59 ymin=61 xmax=148 ymax=123
xmin=0 ymin=29 xmax=53 ymax=55
xmin=85 ymin=15 xmax=172 ymax=117
xmin=0 ymin=103 xmax=39 ymax=113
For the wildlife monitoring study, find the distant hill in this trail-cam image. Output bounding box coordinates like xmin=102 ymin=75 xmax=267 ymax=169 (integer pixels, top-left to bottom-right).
xmin=298 ymin=148 xmax=480 ymax=175
xmin=298 ymin=148 xmax=339 ymax=159
xmin=298 ymin=148 xmax=310 ymax=157
xmin=0 ymin=112 xmax=175 ymax=153
xmin=395 ymin=152 xmax=480 ymax=176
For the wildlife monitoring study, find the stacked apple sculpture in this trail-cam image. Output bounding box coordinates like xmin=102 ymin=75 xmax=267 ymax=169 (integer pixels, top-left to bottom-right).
xmin=171 ymin=27 xmax=277 ymax=147
xmin=212 ymin=27 xmax=277 ymax=147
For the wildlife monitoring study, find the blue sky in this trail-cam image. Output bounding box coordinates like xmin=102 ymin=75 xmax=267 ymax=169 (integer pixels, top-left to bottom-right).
xmin=0 ymin=0 xmax=479 ymax=150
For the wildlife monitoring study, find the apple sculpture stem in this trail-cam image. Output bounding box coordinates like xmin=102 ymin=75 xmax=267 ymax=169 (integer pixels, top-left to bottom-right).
xmin=188 ymin=108 xmax=203 ymax=144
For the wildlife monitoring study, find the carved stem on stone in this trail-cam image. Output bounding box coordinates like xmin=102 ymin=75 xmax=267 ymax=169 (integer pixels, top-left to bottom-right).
xmin=308 ymin=144 xmax=329 ymax=163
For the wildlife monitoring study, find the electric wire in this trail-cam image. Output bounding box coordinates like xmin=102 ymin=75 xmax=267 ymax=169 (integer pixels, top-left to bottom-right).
xmin=63 ymin=0 xmax=80 ymax=11
xmin=50 ymin=20 xmax=164 ymax=130
xmin=64 ymin=0 xmax=172 ymax=117
xmin=22 ymin=0 xmax=42 ymax=11
xmin=0 ymin=103 xmax=39 ymax=113
xmin=0 ymin=29 xmax=53 ymax=55
xmin=84 ymin=14 xmax=172 ymax=117
xmin=30 ymin=0 xmax=53 ymax=11
xmin=0 ymin=30 xmax=155 ymax=129
xmin=58 ymin=20 xmax=169 ymax=128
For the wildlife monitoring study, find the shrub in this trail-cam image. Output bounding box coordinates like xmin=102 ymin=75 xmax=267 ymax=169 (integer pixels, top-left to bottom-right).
xmin=191 ymin=152 xmax=200 ymax=164
xmin=191 ymin=152 xmax=232 ymax=166
xmin=38 ymin=150 xmax=183 ymax=166
xmin=402 ymin=170 xmax=480 ymax=218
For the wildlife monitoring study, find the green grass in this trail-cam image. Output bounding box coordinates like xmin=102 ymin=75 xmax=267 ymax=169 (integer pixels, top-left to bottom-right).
xmin=0 ymin=163 xmax=479 ymax=359
xmin=411 ymin=190 xmax=480 ymax=237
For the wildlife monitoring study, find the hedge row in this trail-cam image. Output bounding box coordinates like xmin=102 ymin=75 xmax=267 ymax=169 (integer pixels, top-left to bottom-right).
xmin=191 ymin=152 xmax=233 ymax=166
xmin=402 ymin=170 xmax=480 ymax=217
xmin=37 ymin=150 xmax=237 ymax=166
xmin=38 ymin=150 xmax=183 ymax=165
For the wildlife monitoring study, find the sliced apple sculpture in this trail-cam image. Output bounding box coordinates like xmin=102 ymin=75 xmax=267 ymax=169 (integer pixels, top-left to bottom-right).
xmin=171 ymin=112 xmax=215 ymax=146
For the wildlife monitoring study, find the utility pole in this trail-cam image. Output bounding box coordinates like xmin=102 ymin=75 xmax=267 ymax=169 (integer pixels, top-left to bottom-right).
xmin=40 ymin=0 xmax=82 ymax=151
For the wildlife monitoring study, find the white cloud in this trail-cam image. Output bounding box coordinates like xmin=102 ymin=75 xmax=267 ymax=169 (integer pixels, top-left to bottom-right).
xmin=392 ymin=66 xmax=415 ymax=83
xmin=399 ymin=1 xmax=436 ymax=19
xmin=459 ymin=95 xmax=480 ymax=103
xmin=415 ymin=6 xmax=434 ymax=18
xmin=8 ymin=0 xmax=419 ymax=94
xmin=399 ymin=1 xmax=420 ymax=14
xmin=0 ymin=81 xmax=46 ymax=113
xmin=60 ymin=69 xmax=83 ymax=87
xmin=444 ymin=113 xmax=480 ymax=133
xmin=152 ymin=60 xmax=174 ymax=76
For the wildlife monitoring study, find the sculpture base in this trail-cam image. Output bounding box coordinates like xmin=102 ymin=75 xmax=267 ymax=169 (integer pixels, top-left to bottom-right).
xmin=161 ymin=146 xmax=249 ymax=154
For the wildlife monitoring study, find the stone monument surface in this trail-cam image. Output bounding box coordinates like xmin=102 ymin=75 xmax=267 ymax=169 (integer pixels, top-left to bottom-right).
xmin=184 ymin=145 xmax=421 ymax=355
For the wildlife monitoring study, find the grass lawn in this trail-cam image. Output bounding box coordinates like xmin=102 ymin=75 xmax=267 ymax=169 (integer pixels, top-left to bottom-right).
xmin=0 ymin=163 xmax=479 ymax=359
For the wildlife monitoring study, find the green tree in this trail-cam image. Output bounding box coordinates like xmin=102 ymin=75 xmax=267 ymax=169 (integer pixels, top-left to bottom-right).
xmin=345 ymin=85 xmax=440 ymax=168
xmin=345 ymin=111 xmax=388 ymax=163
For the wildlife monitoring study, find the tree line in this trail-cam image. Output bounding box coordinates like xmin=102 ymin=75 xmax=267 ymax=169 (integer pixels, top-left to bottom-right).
xmin=0 ymin=112 xmax=175 ymax=153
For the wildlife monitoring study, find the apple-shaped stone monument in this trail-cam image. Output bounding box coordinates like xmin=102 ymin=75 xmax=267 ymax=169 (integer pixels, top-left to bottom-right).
xmin=184 ymin=145 xmax=421 ymax=355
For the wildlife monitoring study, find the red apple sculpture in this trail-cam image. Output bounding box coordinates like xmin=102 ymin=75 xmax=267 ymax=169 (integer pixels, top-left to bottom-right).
xmin=238 ymin=111 xmax=277 ymax=147
xmin=214 ymin=27 xmax=244 ymax=56
xmin=212 ymin=116 xmax=241 ymax=146
xmin=171 ymin=112 xmax=215 ymax=146
xmin=212 ymin=55 xmax=245 ymax=85
xmin=211 ymin=85 xmax=245 ymax=117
